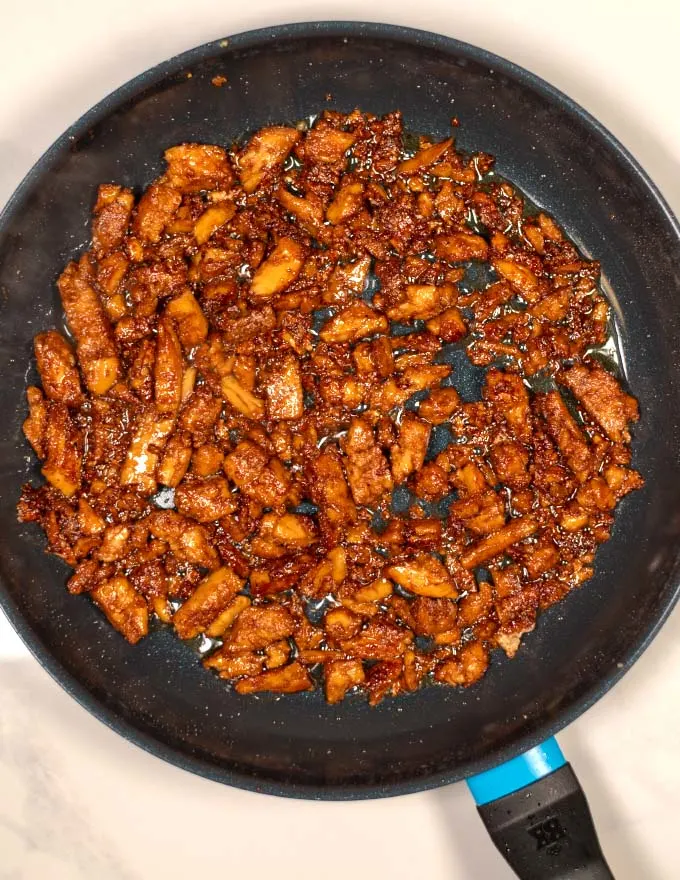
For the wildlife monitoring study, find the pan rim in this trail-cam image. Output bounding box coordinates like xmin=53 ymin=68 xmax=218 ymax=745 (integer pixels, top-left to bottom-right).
xmin=1 ymin=19 xmax=679 ymax=801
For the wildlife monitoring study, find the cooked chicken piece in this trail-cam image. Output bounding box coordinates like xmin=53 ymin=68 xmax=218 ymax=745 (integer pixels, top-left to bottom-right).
xmin=91 ymin=576 xmax=148 ymax=644
xmin=325 ymin=659 xmax=365 ymax=704
xmin=132 ymin=182 xmax=181 ymax=243
xmin=352 ymin=337 xmax=394 ymax=377
xmin=23 ymin=386 xmax=48 ymax=458
xmin=320 ymin=302 xmax=388 ymax=344
xmin=369 ymin=364 xmax=450 ymax=411
xmin=563 ymin=364 xmax=639 ymax=443
xmin=390 ymin=414 xmax=431 ymax=483
xmin=221 ymin=374 xmax=265 ymax=419
xmin=425 ymin=306 xmax=467 ymax=342
xmin=215 ymin=305 xmax=276 ymax=342
xmin=354 ymin=577 xmax=393 ymax=603
xmin=264 ymin=353 xmax=303 ymax=420
xmin=224 ymin=441 xmax=291 ymax=508
xmin=387 ymin=284 xmax=456 ymax=322
xmin=385 ymin=555 xmax=457 ymax=598
xmin=251 ymin=512 xmax=317 ymax=558
xmin=304 ymin=125 xmax=357 ymax=164
xmin=434 ymin=232 xmax=489 ymax=262
xmin=323 ymin=255 xmax=371 ymax=305
xmin=537 ymin=390 xmax=592 ymax=479
xmin=340 ymin=619 xmax=413 ymax=661
xmin=411 ymin=597 xmax=458 ymax=636
xmin=120 ymin=409 xmax=175 ymax=494
xmin=205 ymin=595 xmax=251 ymax=638
xmin=341 ymin=417 xmax=393 ymax=506
xmin=307 ymin=449 xmax=357 ymax=526
xmin=91 ymin=184 xmax=135 ymax=256
xmin=154 ymin=316 xmax=183 ymax=416
xmin=193 ymin=203 xmax=236 ymax=245
xmin=460 ymin=517 xmax=538 ymax=569
xmin=191 ymin=444 xmax=224 ymax=477
xmin=31 ymin=332 xmax=83 ymax=410
xmin=179 ymin=388 xmax=222 ymax=440
xmin=225 ymin=604 xmax=295 ymax=651
xmin=603 ymin=464 xmax=644 ymax=502
xmin=57 ymin=260 xmax=120 ymax=395
xmin=164 ymin=290 xmax=209 ymax=349
xmin=96 ymin=524 xmax=130 ymax=562
xmin=326 ymin=181 xmax=365 ymax=225
xmin=175 ymin=475 xmax=236 ymax=522
xmin=489 ymin=440 xmax=530 ymax=488
xmin=238 ymin=126 xmax=300 ymax=193
xmin=249 ymin=237 xmax=305 ymax=300
xmin=173 ymin=566 xmax=244 ymax=639
xmin=300 ymin=547 xmax=347 ymax=599
xmin=493 ymin=259 xmax=540 ymax=302
xmin=484 ymin=369 xmax=532 ymax=442
xmin=435 ymin=641 xmax=489 ymax=687
xmin=147 ymin=510 xmax=220 ymax=569
xmin=276 ymin=188 xmax=325 ymax=233
xmin=204 ymin=649 xmax=264 ymax=679
xmin=163 ymin=143 xmax=233 ymax=193
xmin=418 ymin=387 xmax=461 ymax=424
xmin=41 ymin=403 xmax=82 ymax=497
xmin=235 ymin=661 xmax=313 ymax=694
xmin=157 ymin=432 xmax=193 ymax=487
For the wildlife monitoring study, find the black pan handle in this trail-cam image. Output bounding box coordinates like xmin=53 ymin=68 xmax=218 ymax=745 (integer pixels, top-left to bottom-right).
xmin=467 ymin=739 xmax=614 ymax=879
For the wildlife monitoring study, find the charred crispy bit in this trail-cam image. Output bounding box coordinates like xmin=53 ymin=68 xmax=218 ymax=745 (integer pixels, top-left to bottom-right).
xmin=264 ymin=353 xmax=303 ymax=420
xmin=147 ymin=510 xmax=220 ymax=569
xmin=91 ymin=576 xmax=148 ymax=644
xmin=341 ymin=417 xmax=393 ymax=506
xmin=320 ymin=302 xmax=388 ymax=344
xmin=163 ymin=143 xmax=233 ymax=193
xmin=132 ymin=183 xmax=181 ymax=243
xmin=385 ymin=555 xmax=457 ymax=598
xmin=19 ymin=110 xmax=643 ymax=705
xmin=57 ymin=260 xmax=120 ymax=395
xmin=235 ymin=661 xmax=312 ymax=695
xmin=175 ymin=475 xmax=236 ymax=522
xmin=238 ymin=126 xmax=300 ymax=193
xmin=325 ymin=659 xmax=365 ymax=704
xmin=173 ymin=566 xmax=244 ymax=639
xmin=562 ymin=364 xmax=639 ymax=442
xmin=92 ymin=184 xmax=135 ymax=256
xmin=390 ymin=414 xmax=431 ymax=483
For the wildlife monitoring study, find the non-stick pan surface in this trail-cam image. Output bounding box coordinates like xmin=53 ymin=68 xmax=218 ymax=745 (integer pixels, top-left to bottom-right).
xmin=1 ymin=22 xmax=679 ymax=800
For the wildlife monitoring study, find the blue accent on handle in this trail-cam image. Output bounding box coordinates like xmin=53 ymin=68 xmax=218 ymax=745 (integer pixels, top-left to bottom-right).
xmin=467 ymin=738 xmax=566 ymax=806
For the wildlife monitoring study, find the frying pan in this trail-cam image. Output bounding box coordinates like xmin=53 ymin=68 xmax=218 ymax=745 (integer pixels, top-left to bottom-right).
xmin=1 ymin=21 xmax=679 ymax=879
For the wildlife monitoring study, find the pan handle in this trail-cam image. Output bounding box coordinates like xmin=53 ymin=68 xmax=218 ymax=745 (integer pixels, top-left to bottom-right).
xmin=467 ymin=739 xmax=614 ymax=879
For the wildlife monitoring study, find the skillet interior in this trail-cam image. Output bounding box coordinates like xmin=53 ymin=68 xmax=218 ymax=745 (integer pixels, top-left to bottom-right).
xmin=1 ymin=22 xmax=679 ymax=799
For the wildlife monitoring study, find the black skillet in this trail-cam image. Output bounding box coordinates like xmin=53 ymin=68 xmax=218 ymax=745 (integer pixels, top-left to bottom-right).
xmin=1 ymin=21 xmax=679 ymax=880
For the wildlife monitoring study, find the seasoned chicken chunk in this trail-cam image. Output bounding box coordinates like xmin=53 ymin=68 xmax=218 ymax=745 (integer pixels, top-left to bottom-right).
xmin=341 ymin=417 xmax=393 ymax=507
xmin=57 ymin=260 xmax=120 ymax=395
xmin=41 ymin=402 xmax=83 ymax=497
xmin=307 ymin=449 xmax=357 ymax=526
xmin=91 ymin=183 xmax=134 ymax=256
xmin=385 ymin=555 xmax=457 ymax=598
xmin=91 ymin=576 xmax=148 ymax=644
xmin=250 ymin=237 xmax=305 ymax=300
xmin=132 ymin=182 xmax=181 ymax=243
xmin=390 ymin=414 xmax=431 ymax=483
xmin=175 ymin=475 xmax=236 ymax=522
xmin=264 ymin=352 xmax=303 ymax=420
xmin=235 ymin=661 xmax=312 ymax=694
xmin=563 ymin=364 xmax=639 ymax=442
xmin=163 ymin=143 xmax=233 ymax=193
xmin=173 ymin=566 xmax=244 ymax=639
xmin=320 ymin=302 xmax=388 ymax=344
xmin=224 ymin=441 xmax=290 ymax=508
xmin=147 ymin=510 xmax=220 ymax=569
xmin=325 ymin=659 xmax=365 ymax=704
xmin=120 ymin=409 xmax=175 ymax=494
xmin=238 ymin=126 xmax=300 ymax=193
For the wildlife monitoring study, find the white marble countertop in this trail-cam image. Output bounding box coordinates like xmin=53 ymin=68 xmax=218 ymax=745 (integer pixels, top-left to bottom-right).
xmin=1 ymin=1 xmax=679 ymax=878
